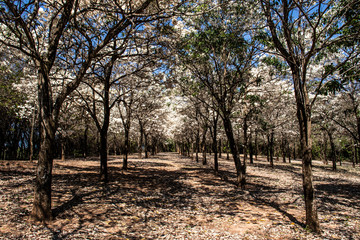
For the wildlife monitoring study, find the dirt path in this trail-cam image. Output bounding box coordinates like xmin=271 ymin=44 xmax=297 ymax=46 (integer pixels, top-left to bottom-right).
xmin=0 ymin=152 xmax=359 ymax=239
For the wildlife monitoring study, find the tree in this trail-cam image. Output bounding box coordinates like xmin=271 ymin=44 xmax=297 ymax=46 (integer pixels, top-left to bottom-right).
xmin=0 ymin=0 xmax=180 ymax=222
xmin=260 ymin=0 xmax=360 ymax=232
xmin=174 ymin=2 xmax=261 ymax=188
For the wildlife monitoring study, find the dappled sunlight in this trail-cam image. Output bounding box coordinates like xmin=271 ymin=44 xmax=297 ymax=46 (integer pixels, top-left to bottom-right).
xmin=1 ymin=153 xmax=359 ymax=239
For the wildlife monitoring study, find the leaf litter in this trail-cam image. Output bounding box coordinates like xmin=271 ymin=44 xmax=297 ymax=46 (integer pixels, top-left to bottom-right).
xmin=0 ymin=153 xmax=359 ymax=239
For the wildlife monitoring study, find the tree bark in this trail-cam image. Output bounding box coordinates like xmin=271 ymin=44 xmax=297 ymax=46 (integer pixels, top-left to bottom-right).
xmin=293 ymin=71 xmax=320 ymax=233
xmin=201 ymin=127 xmax=208 ymax=165
xmin=83 ymin=125 xmax=88 ymax=159
xmin=123 ymin=128 xmax=129 ymax=170
xmin=196 ymin=128 xmax=200 ymax=162
xmin=327 ymin=130 xmax=337 ymax=171
xmin=29 ymin=104 xmax=36 ymax=162
xmin=99 ymin=129 xmax=108 ymax=182
xmin=254 ymin=131 xmax=258 ymax=161
xmin=138 ymin=120 xmax=144 ymax=159
xmin=322 ymin=132 xmax=328 ymax=165
xmin=222 ymin=116 xmax=245 ymax=188
xmin=243 ymin=117 xmax=248 ymax=165
xmin=212 ymin=123 xmax=218 ymax=173
xmin=288 ymin=141 xmax=291 ymax=163
xmin=61 ymin=137 xmax=66 ymax=161
xmin=218 ymin=138 xmax=222 ymax=158
xmin=282 ymin=136 xmax=287 ymax=163
xmin=269 ymin=129 xmax=274 ymax=168
xmin=144 ymin=133 xmax=149 ymax=158
xmin=31 ymin=73 xmax=56 ymax=222
xmin=249 ymin=130 xmax=254 ymax=164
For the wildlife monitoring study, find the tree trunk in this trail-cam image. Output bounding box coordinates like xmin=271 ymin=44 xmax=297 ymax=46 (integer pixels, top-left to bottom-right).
xmin=327 ymin=130 xmax=337 ymax=171
xmin=354 ymin=143 xmax=358 ymax=166
xmin=138 ymin=122 xmax=144 ymax=159
xmin=282 ymin=137 xmax=287 ymax=163
xmin=29 ymin=105 xmax=36 ymax=162
xmin=144 ymin=133 xmax=149 ymax=158
xmin=269 ymin=129 xmax=274 ymax=168
xmin=31 ymin=72 xmax=56 ymax=222
xmin=83 ymin=125 xmax=88 ymax=159
xmin=212 ymin=126 xmax=218 ymax=173
xmin=218 ymin=138 xmax=222 ymax=158
xmin=196 ymin=128 xmax=200 ymax=162
xmin=293 ymin=71 xmax=320 ymax=233
xmin=123 ymin=128 xmax=129 ymax=170
xmin=243 ymin=117 xmax=248 ymax=165
xmin=222 ymin=116 xmax=245 ymax=188
xmin=201 ymin=127 xmax=207 ymax=165
xmin=254 ymin=131 xmax=258 ymax=161
xmin=61 ymin=138 xmax=66 ymax=161
xmin=288 ymin=141 xmax=291 ymax=163
xmin=322 ymin=132 xmax=328 ymax=165
xmin=249 ymin=130 xmax=253 ymax=164
xmin=267 ymin=133 xmax=270 ymax=162
xmin=100 ymin=129 xmax=108 ymax=182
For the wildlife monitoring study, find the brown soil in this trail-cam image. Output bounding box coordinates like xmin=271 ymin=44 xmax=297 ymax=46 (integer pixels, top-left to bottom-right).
xmin=0 ymin=152 xmax=359 ymax=239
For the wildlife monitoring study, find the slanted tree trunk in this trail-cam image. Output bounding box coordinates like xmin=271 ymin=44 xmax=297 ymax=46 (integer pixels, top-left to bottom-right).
xmin=222 ymin=116 xmax=245 ymax=189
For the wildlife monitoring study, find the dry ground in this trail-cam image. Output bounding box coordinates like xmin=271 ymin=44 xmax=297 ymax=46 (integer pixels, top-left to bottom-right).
xmin=0 ymin=152 xmax=359 ymax=239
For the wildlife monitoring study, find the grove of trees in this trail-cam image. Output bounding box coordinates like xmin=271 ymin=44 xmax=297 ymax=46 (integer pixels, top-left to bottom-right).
xmin=0 ymin=0 xmax=359 ymax=233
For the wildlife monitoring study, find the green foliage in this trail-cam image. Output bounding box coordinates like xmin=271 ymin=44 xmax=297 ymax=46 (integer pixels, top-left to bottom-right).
xmin=320 ymin=79 xmax=343 ymax=95
xmin=0 ymin=62 xmax=25 ymax=115
xmin=261 ymin=56 xmax=287 ymax=75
